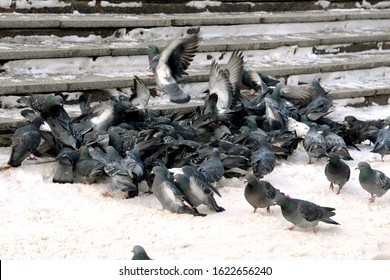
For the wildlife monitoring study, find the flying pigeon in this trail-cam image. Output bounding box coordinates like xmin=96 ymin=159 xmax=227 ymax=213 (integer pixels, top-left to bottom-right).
xmin=151 ymin=166 xmax=205 ymax=216
xmin=371 ymin=126 xmax=390 ymax=162
xmin=244 ymin=173 xmax=281 ymax=213
xmin=148 ymin=34 xmax=199 ymax=104
xmin=197 ymin=147 xmax=225 ymax=186
xmin=356 ymin=161 xmax=390 ymax=203
xmin=130 ymin=75 xmax=150 ymax=109
xmin=324 ymin=152 xmax=351 ymax=194
xmin=52 ymin=147 xmax=80 ymax=184
xmin=303 ymin=124 xmax=328 ymax=164
xmin=131 ymin=245 xmax=152 ymax=260
xmin=8 ymin=116 xmax=44 ymax=167
xmin=275 ymin=193 xmax=340 ymax=232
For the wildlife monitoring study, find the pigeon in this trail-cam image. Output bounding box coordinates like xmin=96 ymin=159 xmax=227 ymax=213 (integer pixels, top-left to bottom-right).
xmin=75 ymin=146 xmax=106 ymax=184
xmin=172 ymin=165 xmax=225 ymax=213
xmin=371 ymin=126 xmax=390 ymax=162
xmin=52 ymin=147 xmax=80 ymax=184
xmin=264 ymin=83 xmax=289 ymax=131
xmin=151 ymin=166 xmax=205 ymax=216
xmin=208 ymin=59 xmax=233 ymax=114
xmin=241 ymin=69 xmax=271 ymax=96
xmin=324 ymin=152 xmax=351 ymax=194
xmin=303 ymin=124 xmax=328 ymax=164
xmin=7 ymin=116 xmax=44 ymax=167
xmin=25 ymin=94 xmax=82 ymax=149
xmin=322 ymin=124 xmax=353 ymax=160
xmin=197 ymin=147 xmax=225 ymax=186
xmin=356 ymin=161 xmax=390 ymax=203
xmin=286 ymin=117 xmax=310 ymax=137
xmin=244 ymin=173 xmax=280 ymax=213
xmin=148 ymin=34 xmax=199 ymax=104
xmin=130 ymin=75 xmax=150 ymax=109
xmin=131 ymin=245 xmax=152 ymax=260
xmin=344 ymin=115 xmax=384 ymax=145
xmin=275 ymin=193 xmax=340 ymax=232
xmin=250 ymin=141 xmax=276 ymax=178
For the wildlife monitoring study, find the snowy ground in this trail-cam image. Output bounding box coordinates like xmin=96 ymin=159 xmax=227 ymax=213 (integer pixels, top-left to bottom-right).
xmin=0 ymin=99 xmax=389 ymax=260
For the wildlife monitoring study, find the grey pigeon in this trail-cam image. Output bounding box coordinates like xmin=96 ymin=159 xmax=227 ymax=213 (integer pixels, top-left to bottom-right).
xmin=148 ymin=34 xmax=198 ymax=104
xmin=75 ymin=146 xmax=106 ymax=184
xmin=25 ymin=94 xmax=82 ymax=149
xmin=275 ymin=193 xmax=340 ymax=232
xmin=208 ymin=59 xmax=233 ymax=114
xmin=303 ymin=124 xmax=328 ymax=164
xmin=173 ymin=165 xmax=225 ymax=213
xmin=371 ymin=126 xmax=390 ymax=162
xmin=241 ymin=69 xmax=271 ymax=96
xmin=264 ymin=83 xmax=289 ymax=131
xmin=322 ymin=124 xmax=353 ymax=160
xmin=151 ymin=166 xmax=205 ymax=216
xmin=250 ymin=141 xmax=276 ymax=178
xmin=131 ymin=245 xmax=152 ymax=260
xmin=130 ymin=75 xmax=150 ymax=109
xmin=244 ymin=173 xmax=280 ymax=213
xmin=356 ymin=161 xmax=390 ymax=203
xmin=8 ymin=116 xmax=44 ymax=167
xmin=52 ymin=147 xmax=80 ymax=184
xmin=197 ymin=147 xmax=225 ymax=185
xmin=89 ymin=146 xmax=138 ymax=198
xmin=324 ymin=152 xmax=351 ymax=194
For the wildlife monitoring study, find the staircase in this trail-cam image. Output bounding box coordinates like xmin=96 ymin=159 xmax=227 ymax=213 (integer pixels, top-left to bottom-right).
xmin=1 ymin=0 xmax=390 ymax=145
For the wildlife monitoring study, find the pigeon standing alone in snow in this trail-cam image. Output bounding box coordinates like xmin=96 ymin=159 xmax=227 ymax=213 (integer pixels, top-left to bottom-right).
xmin=148 ymin=33 xmax=199 ymax=104
xmin=324 ymin=152 xmax=351 ymax=194
xmin=244 ymin=173 xmax=281 ymax=213
xmin=131 ymin=245 xmax=152 ymax=260
xmin=356 ymin=161 xmax=390 ymax=203
xmin=275 ymin=193 xmax=340 ymax=232
xmin=8 ymin=116 xmax=44 ymax=167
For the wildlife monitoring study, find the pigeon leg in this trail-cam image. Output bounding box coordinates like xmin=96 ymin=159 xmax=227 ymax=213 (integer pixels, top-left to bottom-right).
xmin=144 ymin=189 xmax=153 ymax=195
xmin=336 ymin=189 xmax=341 ymax=195
xmin=369 ymin=194 xmax=376 ymax=203
xmin=308 ymin=157 xmax=313 ymax=164
xmin=102 ymin=191 xmax=113 ymax=198
xmin=253 ymin=207 xmax=257 ymax=213
xmin=286 ymin=226 xmax=295 ymax=231
xmin=146 ymin=73 xmax=154 ymax=78
xmin=27 ymin=155 xmax=37 ymax=160
xmin=313 ymin=227 xmax=319 ymax=234
xmin=266 ymin=206 xmax=271 ymax=214
xmin=329 ymin=182 xmax=334 ymax=191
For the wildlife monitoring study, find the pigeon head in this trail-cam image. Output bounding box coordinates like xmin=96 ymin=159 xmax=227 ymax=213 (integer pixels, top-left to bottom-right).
xmin=356 ymin=161 xmax=371 ymax=171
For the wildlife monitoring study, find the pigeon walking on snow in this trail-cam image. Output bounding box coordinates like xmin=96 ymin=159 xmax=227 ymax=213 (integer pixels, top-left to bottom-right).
xmin=324 ymin=152 xmax=350 ymax=194
xmin=244 ymin=174 xmax=280 ymax=213
xmin=151 ymin=166 xmax=205 ymax=216
xmin=8 ymin=116 xmax=44 ymax=167
xmin=356 ymin=161 xmax=390 ymax=203
xmin=148 ymin=33 xmax=199 ymax=104
xmin=172 ymin=165 xmax=225 ymax=213
xmin=275 ymin=193 xmax=340 ymax=232
xmin=371 ymin=126 xmax=390 ymax=162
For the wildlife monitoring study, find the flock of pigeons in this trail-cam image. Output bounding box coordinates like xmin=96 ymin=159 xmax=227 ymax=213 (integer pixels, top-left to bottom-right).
xmin=5 ymin=31 xmax=390 ymax=233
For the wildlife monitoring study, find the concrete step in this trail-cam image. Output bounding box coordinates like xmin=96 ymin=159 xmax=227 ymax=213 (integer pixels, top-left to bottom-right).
xmin=1 ymin=9 xmax=390 ymax=38
xmin=0 ymin=0 xmax=369 ymax=15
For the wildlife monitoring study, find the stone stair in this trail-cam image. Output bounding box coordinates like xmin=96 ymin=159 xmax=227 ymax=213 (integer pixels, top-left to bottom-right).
xmin=0 ymin=1 xmax=390 ymax=144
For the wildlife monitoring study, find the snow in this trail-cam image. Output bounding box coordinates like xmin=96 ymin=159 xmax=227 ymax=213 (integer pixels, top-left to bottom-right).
xmin=186 ymin=1 xmax=222 ymax=10
xmin=0 ymin=3 xmax=390 ymax=262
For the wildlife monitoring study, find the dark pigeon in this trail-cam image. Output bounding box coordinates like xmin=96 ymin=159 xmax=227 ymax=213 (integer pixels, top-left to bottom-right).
xmin=371 ymin=126 xmax=390 ymax=162
xmin=324 ymin=152 xmax=351 ymax=194
xmin=131 ymin=245 xmax=152 ymax=260
xmin=303 ymin=124 xmax=328 ymax=164
xmin=198 ymin=147 xmax=225 ymax=185
xmin=75 ymin=146 xmax=106 ymax=184
xmin=322 ymin=124 xmax=353 ymax=160
xmin=52 ymin=147 xmax=80 ymax=184
xmin=250 ymin=141 xmax=276 ymax=178
xmin=8 ymin=116 xmax=44 ymax=167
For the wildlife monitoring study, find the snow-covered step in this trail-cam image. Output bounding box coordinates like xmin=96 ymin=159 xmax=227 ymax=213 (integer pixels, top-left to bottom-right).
xmin=0 ymin=30 xmax=388 ymax=61
xmin=1 ymin=9 xmax=390 ymax=38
